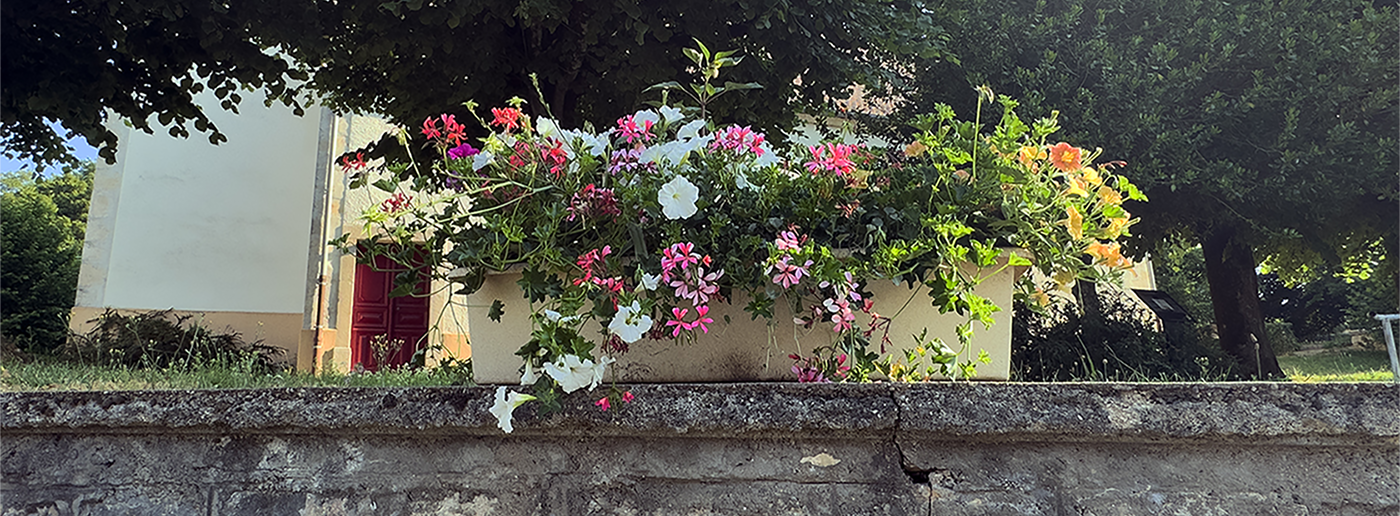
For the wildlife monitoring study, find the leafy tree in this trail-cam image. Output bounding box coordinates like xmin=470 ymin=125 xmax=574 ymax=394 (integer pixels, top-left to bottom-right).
xmin=915 ymin=0 xmax=1398 ymax=378
xmin=0 ymin=163 xmax=94 ymax=353
xmin=1 ymin=1 xmax=313 ymax=169
xmin=3 ymin=0 xmax=950 ymax=168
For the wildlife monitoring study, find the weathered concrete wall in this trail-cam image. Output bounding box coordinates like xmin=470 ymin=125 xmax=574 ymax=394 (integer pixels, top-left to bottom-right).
xmin=2 ymin=383 xmax=1396 ymax=515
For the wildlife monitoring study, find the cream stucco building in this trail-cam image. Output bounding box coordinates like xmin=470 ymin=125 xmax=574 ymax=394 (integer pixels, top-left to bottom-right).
xmin=71 ymin=96 xmax=469 ymax=372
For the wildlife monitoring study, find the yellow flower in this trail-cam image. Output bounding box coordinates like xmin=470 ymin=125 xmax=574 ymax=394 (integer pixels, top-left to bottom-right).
xmin=1064 ymin=205 xmax=1084 ymax=239
xmin=1018 ymin=146 xmax=1047 ymax=169
xmin=1053 ymin=270 xmax=1076 ymax=287
xmin=1085 ymin=241 xmax=1133 ymax=270
xmin=1106 ymin=216 xmax=1130 ymax=238
xmin=1081 ymin=167 xmax=1103 ymax=187
xmin=1096 ymin=185 xmax=1122 ymax=206
xmin=1032 ymin=288 xmax=1051 ymax=307
xmin=904 ymin=140 xmax=928 ymax=157
xmin=1063 ymin=176 xmax=1090 ymax=198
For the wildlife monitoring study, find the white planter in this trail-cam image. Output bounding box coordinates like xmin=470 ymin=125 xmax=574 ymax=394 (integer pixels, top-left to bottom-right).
xmin=466 ymin=251 xmax=1029 ymax=383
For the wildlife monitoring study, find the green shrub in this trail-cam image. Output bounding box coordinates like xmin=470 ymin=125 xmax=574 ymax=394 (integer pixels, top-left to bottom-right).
xmin=1012 ymin=290 xmax=1231 ymax=381
xmin=61 ymin=309 xmax=284 ymax=373
xmin=1264 ymin=319 xmax=1300 ymax=354
xmin=1 ymin=184 xmax=82 ymax=353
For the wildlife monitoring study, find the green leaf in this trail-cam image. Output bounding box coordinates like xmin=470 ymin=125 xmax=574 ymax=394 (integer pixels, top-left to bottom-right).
xmin=372 ymin=178 xmax=398 ymax=192
xmin=488 ymin=299 xmax=506 ymax=322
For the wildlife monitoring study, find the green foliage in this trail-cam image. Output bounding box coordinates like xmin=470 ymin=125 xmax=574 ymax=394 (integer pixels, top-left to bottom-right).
xmin=0 ymin=176 xmax=82 ymax=349
xmin=2 ymin=2 xmax=311 ymax=168
xmin=61 ymin=309 xmax=284 ymax=374
xmin=1264 ymin=319 xmax=1301 ymax=355
xmin=1011 ymin=293 xmax=1231 ymax=382
xmin=918 ymin=0 xmax=1398 ymax=279
xmin=290 ymin=0 xmax=949 ymax=142
xmin=5 ymin=0 xmax=952 ymax=169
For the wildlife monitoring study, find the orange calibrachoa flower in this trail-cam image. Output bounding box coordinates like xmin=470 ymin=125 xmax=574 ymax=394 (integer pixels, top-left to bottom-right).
xmin=1064 ymin=204 xmax=1084 ymax=239
xmin=1031 ymin=288 xmax=1052 ymax=307
xmin=1018 ymin=145 xmax=1047 ymax=169
xmin=1081 ymin=166 xmax=1103 ymax=186
xmin=1097 ymin=185 xmax=1123 ymax=206
xmin=1085 ymin=241 xmax=1132 ymax=270
xmin=1048 ymin=142 xmax=1083 ymax=172
xmin=1106 ymin=216 xmax=1131 ymax=239
xmin=1064 ymin=176 xmax=1090 ymax=198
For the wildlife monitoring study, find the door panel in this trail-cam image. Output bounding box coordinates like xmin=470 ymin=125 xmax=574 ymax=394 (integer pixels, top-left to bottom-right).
xmin=350 ymin=248 xmax=430 ymax=371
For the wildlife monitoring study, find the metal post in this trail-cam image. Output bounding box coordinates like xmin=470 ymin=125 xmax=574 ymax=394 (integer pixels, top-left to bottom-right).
xmin=1374 ymin=314 xmax=1400 ymax=385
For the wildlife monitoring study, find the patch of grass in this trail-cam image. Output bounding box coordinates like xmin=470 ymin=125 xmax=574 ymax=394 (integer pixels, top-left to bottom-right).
xmin=1279 ymin=349 xmax=1395 ymax=383
xmin=0 ymin=356 xmax=474 ymax=392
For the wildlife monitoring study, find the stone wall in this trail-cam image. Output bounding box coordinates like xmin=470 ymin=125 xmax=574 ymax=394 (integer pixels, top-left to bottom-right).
xmin=3 ymin=383 xmax=1396 ymax=515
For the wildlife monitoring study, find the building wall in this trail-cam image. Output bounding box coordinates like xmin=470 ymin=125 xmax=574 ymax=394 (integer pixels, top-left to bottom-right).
xmin=72 ymin=94 xmax=327 ymax=367
xmin=72 ymin=103 xmax=473 ymax=373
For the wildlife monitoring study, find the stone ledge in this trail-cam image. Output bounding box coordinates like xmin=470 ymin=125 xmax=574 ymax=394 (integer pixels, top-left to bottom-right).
xmin=4 ymin=382 xmax=1395 ymax=445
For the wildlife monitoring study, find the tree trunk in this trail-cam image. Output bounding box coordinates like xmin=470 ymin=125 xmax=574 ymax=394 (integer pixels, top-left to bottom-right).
xmin=1200 ymin=224 xmax=1286 ymax=379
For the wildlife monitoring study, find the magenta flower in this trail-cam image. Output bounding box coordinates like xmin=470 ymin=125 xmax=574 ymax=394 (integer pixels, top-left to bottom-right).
xmin=767 ymin=257 xmax=812 ymax=289
xmin=775 ymin=231 xmax=802 ymax=252
xmin=665 ymin=307 xmax=690 ymax=337
xmin=710 ymin=125 xmax=767 ymax=156
xmin=825 ymin=298 xmax=856 ymax=333
xmin=661 ymin=242 xmax=701 ymax=281
xmin=805 ymin=143 xmax=858 ymax=176
xmin=622 ymin=391 xmax=635 ymax=403
xmin=616 ymin=114 xmax=655 ymax=145
xmin=448 ymin=143 xmax=479 ymax=160
xmin=608 ymin=148 xmax=653 ymax=175
xmin=692 ymin=305 xmax=714 ymax=334
xmin=595 ymin=397 xmax=611 ymax=411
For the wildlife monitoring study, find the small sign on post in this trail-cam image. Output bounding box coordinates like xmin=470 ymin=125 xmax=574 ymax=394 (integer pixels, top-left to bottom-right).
xmin=1372 ymin=314 xmax=1400 ymax=384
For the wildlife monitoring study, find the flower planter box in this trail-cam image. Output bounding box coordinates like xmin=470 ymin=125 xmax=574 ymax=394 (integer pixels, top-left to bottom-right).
xmin=467 ymin=252 xmax=1029 ymax=384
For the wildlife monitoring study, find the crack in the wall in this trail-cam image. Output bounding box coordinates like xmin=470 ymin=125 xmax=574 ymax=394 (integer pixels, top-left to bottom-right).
xmin=887 ymin=386 xmax=934 ymax=516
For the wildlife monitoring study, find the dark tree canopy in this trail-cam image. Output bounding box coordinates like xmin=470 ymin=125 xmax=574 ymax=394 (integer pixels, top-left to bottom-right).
xmin=2 ymin=0 xmax=951 ymax=169
xmin=1 ymin=0 xmax=315 ymax=169
xmin=911 ymin=0 xmax=1398 ymax=377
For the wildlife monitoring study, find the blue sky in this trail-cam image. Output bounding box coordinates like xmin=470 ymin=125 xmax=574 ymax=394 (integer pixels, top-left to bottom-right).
xmin=1 ymin=122 xmax=100 ymax=175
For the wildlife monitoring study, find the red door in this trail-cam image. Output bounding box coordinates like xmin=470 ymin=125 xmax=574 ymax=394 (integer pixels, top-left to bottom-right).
xmin=350 ymin=250 xmax=430 ymax=371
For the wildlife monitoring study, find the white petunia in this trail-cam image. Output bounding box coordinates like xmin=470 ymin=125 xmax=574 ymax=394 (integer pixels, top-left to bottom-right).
xmin=490 ymin=386 xmax=536 ymax=434
xmin=472 ymin=151 xmax=494 ymax=172
xmin=677 ymin=119 xmax=707 ymax=140
xmin=735 ymin=170 xmax=755 ymax=191
xmin=632 ymin=109 xmax=661 ymax=127
xmin=608 ymin=301 xmax=654 ymax=343
xmin=660 ymin=105 xmax=685 ymax=125
xmin=590 ymin=356 xmax=617 ymax=390
xmin=520 ymin=362 xmax=540 ymax=385
xmin=569 ymin=130 xmax=610 ymax=157
xmin=639 ymin=273 xmax=661 ymax=291
xmin=536 ymin=116 xmax=562 ymax=138
xmin=543 ymin=354 xmax=595 ymax=393
xmin=658 ymin=175 xmax=700 ymax=219
xmin=541 ymin=309 xmax=579 ymax=324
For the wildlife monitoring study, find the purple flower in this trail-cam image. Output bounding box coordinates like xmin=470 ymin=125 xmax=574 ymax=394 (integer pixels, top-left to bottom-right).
xmin=448 ymin=143 xmax=480 ymax=160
